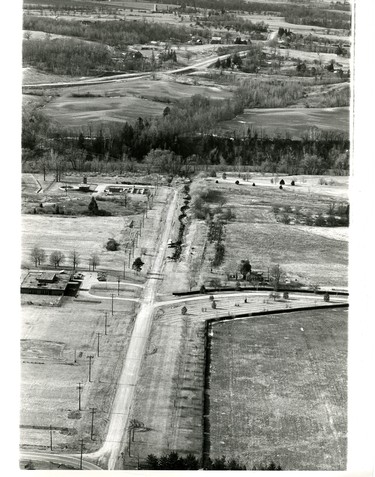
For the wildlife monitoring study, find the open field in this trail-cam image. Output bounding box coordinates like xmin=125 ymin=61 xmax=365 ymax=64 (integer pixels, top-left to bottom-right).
xmin=188 ymin=175 xmax=348 ymax=288
xmin=23 ymin=66 xmax=83 ymax=85
xmin=38 ymin=76 xmax=233 ymax=128
xmin=224 ymin=222 xmax=347 ymax=286
xmin=21 ymin=180 xmax=172 ymax=274
xmin=124 ymin=292 xmax=346 ymax=468
xmin=245 ymin=13 xmax=350 ymax=41
xmin=21 ymin=296 xmax=137 ymax=452
xmin=208 ymin=307 xmax=347 ymax=470
xmin=220 ymin=107 xmax=349 ymax=138
xmin=263 ymin=45 xmax=351 ymax=67
xmin=43 ymin=95 xmax=166 ymax=127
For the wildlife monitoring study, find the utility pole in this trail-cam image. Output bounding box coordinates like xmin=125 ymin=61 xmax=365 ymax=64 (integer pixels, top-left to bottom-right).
xmin=117 ymin=277 xmax=120 ymax=296
xmin=90 ymin=408 xmax=96 ymax=440
xmin=128 ymin=428 xmax=132 ymax=456
xmin=77 ymin=382 xmax=82 ymax=411
xmin=123 ymin=261 xmax=126 ymax=280
xmin=50 ymin=425 xmax=53 ymax=451
xmin=74 ymin=349 xmax=77 ymax=364
xmin=104 ymin=312 xmax=109 ymax=335
xmin=88 ymin=355 xmax=94 ymax=382
xmin=80 ymin=439 xmax=83 ymax=470
xmin=128 ymin=250 xmax=131 ymax=268
xmin=111 ymin=294 xmax=114 ymax=316
xmin=97 ymin=333 xmax=100 ymax=357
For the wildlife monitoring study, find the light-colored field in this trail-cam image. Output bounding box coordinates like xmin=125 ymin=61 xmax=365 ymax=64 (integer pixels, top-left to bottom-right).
xmin=21 ymin=184 xmax=171 ymax=274
xmin=21 ymin=296 xmax=137 ymax=452
xmin=220 ymin=107 xmax=349 ymax=138
xmin=246 ymin=13 xmax=350 ymax=41
xmin=40 ymin=76 xmax=233 ymax=128
xmin=23 ymin=66 xmax=83 ymax=85
xmin=124 ymin=290 xmax=346 ymax=468
xmin=43 ymin=95 xmax=166 ymax=127
xmin=263 ymin=46 xmax=351 ymax=67
xmin=209 ymin=307 xmax=347 ymax=470
xmin=218 ymin=174 xmax=349 ymax=200
xmin=224 ymin=221 xmax=347 ymax=286
xmin=190 ymin=175 xmax=348 ymax=288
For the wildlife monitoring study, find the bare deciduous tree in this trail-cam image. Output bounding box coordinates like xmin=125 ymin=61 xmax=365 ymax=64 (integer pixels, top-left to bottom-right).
xmin=70 ymin=250 xmax=80 ymax=270
xmin=90 ymin=253 xmax=100 ymax=271
xmin=30 ymin=246 xmax=46 ymax=267
xmin=269 ymin=264 xmax=285 ymax=291
xmin=188 ymin=276 xmax=197 ymax=292
xmin=49 ymin=250 xmax=65 ymax=268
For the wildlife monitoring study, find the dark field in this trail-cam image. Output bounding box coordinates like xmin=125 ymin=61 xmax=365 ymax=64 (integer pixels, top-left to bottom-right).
xmin=209 ymin=308 xmax=347 ymax=470
xmin=220 ymin=107 xmax=349 ymax=138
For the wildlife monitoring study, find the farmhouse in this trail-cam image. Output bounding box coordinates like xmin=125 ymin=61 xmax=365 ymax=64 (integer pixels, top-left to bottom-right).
xmin=21 ymin=271 xmax=73 ymax=296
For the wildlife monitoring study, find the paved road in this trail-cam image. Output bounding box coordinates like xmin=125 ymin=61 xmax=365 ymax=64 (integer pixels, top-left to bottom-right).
xmin=155 ymin=291 xmax=347 ymax=308
xmin=89 ymin=190 xmax=178 ymax=469
xmin=23 ymin=51 xmax=251 ymax=89
xmin=20 ymin=451 xmax=102 ymax=470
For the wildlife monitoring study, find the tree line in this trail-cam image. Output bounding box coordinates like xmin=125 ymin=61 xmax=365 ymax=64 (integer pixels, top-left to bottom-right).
xmin=30 ymin=246 xmax=100 ymax=271
xmin=197 ymin=12 xmax=268 ymax=34
xmin=166 ymin=0 xmax=351 ymax=30
xmin=143 ymin=451 xmax=282 ymax=470
xmin=22 ymin=116 xmax=349 ymax=178
xmin=23 ymin=38 xmax=116 ymax=76
xmin=23 ymin=77 xmax=349 ymax=175
xmin=23 ymin=15 xmax=209 ymax=49
xmin=23 ymin=36 xmax=178 ymax=76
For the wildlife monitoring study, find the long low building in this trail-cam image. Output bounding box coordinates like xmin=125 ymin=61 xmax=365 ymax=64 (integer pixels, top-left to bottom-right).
xmin=21 ymin=271 xmax=72 ymax=296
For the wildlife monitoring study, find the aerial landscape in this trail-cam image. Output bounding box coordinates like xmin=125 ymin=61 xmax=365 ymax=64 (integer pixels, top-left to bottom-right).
xmin=20 ymin=0 xmax=351 ymax=471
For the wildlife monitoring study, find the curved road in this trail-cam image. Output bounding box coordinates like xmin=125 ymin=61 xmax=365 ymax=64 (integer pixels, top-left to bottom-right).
xmin=20 ymin=451 xmax=102 ymax=470
xmin=23 ymin=50 xmax=251 ymax=89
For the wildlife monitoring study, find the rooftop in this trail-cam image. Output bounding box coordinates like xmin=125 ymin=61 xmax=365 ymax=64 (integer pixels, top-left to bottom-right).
xmin=21 ymin=271 xmax=71 ymax=291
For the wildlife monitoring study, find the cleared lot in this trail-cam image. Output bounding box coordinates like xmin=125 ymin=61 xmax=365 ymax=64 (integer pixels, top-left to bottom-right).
xmin=220 ymin=107 xmax=349 ymax=138
xmin=21 ymin=296 xmax=137 ymax=452
xmin=123 ymin=293 xmax=346 ymax=468
xmin=208 ymin=307 xmax=347 ymax=470
xmin=191 ymin=176 xmax=348 ymax=288
xmin=39 ymin=77 xmax=233 ymax=129
xmin=21 ymin=184 xmax=171 ymax=274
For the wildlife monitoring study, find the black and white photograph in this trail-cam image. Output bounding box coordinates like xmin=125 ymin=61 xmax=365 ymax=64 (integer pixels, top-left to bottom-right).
xmin=7 ymin=0 xmax=373 ymax=473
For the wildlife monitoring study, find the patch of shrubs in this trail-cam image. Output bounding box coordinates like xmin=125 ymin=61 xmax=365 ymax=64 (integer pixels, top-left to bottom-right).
xmin=106 ymin=238 xmax=120 ymax=251
xmin=87 ymin=197 xmax=111 ymax=216
xmin=143 ymin=452 xmax=281 ymax=471
xmin=212 ymin=242 xmax=225 ymax=267
xmin=273 ymin=202 xmax=349 ymax=227
xmin=144 ymin=452 xmax=244 ymax=470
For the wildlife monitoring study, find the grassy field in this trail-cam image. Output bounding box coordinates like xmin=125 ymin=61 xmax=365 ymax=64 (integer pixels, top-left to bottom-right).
xmin=220 ymin=107 xmax=349 ymax=138
xmin=124 ymin=292 xmax=346 ymax=468
xmin=244 ymin=13 xmax=350 ymax=41
xmin=208 ymin=307 xmax=348 ymax=470
xmin=21 ymin=296 xmax=137 ymax=452
xmin=21 ymin=179 xmax=172 ymax=274
xmin=189 ymin=175 xmax=348 ymax=288
xmin=39 ymin=77 xmax=233 ymax=129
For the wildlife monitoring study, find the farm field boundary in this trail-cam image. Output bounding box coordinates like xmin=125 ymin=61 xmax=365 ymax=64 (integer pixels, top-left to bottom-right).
xmin=202 ymin=303 xmax=349 ymax=467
